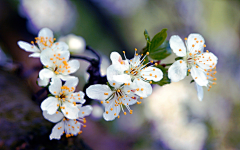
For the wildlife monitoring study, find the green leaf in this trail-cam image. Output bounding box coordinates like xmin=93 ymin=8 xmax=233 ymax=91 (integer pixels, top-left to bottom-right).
xmin=150 ymin=28 xmax=167 ymax=51
xmin=190 ymin=80 xmax=194 ymax=83
xmin=175 ymin=57 xmax=183 ymax=61
xmin=152 ymin=65 xmax=171 ymax=86
xmin=149 ymin=41 xmax=171 ymax=60
xmin=144 ymin=29 xmax=151 ymax=42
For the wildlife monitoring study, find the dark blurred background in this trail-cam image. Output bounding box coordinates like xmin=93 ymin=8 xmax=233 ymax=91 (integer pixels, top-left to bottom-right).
xmin=0 ymin=0 xmax=240 ymax=149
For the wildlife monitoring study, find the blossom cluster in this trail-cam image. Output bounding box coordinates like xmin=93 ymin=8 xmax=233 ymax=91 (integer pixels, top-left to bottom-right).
xmin=18 ymin=27 xmax=218 ymax=140
xmin=86 ymin=50 xmax=164 ymax=121
xmin=18 ymin=28 xmax=92 ymax=140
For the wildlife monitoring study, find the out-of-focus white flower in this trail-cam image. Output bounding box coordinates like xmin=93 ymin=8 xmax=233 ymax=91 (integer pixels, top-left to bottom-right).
xmin=108 ymin=50 xmax=163 ymax=98
xmin=39 ymin=46 xmax=79 ymax=84
xmin=145 ymin=83 xmax=207 ymax=150
xmin=86 ymin=70 xmax=141 ymax=121
xmin=59 ymin=34 xmax=86 ymax=54
xmin=41 ymin=77 xmax=85 ymax=119
xmin=91 ymin=104 xmax=104 ymax=119
xmin=168 ymin=34 xmax=218 ymax=100
xmin=43 ymin=105 xmax=92 ymax=140
xmin=19 ymin=0 xmax=76 ymax=33
xmin=18 ymin=28 xmax=68 ymax=58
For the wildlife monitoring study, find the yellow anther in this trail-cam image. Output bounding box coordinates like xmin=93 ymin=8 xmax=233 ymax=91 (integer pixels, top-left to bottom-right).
xmin=106 ymin=101 xmax=109 ymax=104
xmin=155 ymin=63 xmax=158 ymax=66
xmin=66 ymin=112 xmax=68 ymax=115
xmin=123 ymin=51 xmax=125 ymax=53
xmin=124 ymin=112 xmax=127 ymax=115
xmin=184 ymin=37 xmax=187 ymax=40
xmin=204 ymin=44 xmax=206 ymax=47
xmin=141 ymin=88 xmax=144 ymax=91
xmin=194 ymin=38 xmax=197 ymax=40
xmin=135 ymin=48 xmax=137 ymax=51
xmin=101 ymin=101 xmax=104 ymax=104
xmin=110 ymin=108 xmax=113 ymax=111
xmin=104 ymin=93 xmax=108 ymax=95
xmin=118 ymin=115 xmax=120 ymax=118
xmin=180 ymin=60 xmax=182 ymax=63
xmin=128 ymin=83 xmax=130 ymax=85
xmin=150 ymin=60 xmax=153 ymax=63
xmin=56 ymin=111 xmax=59 ymax=114
xmin=196 ymin=66 xmax=199 ymax=68
xmin=136 ymin=88 xmax=139 ymax=91
xmin=149 ymin=81 xmax=152 ymax=84
xmin=192 ymin=45 xmax=195 ymax=47
xmin=106 ymin=111 xmax=109 ymax=114
xmin=179 ymin=49 xmax=182 ymax=51
xmin=188 ymin=69 xmax=191 ymax=72
xmin=155 ymin=75 xmax=157 ymax=78
xmin=150 ymin=73 xmax=152 ymax=76
xmin=50 ymin=58 xmax=53 ymax=60
xmin=140 ymin=97 xmax=143 ymax=99
xmin=146 ymin=52 xmax=149 ymax=55
xmin=113 ymin=83 xmax=116 ymax=85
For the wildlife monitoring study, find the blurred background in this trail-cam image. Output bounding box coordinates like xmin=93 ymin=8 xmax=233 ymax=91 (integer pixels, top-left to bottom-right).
xmin=0 ymin=0 xmax=239 ymax=149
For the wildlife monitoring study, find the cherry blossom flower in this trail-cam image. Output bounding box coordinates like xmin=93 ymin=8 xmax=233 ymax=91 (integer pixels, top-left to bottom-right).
xmin=43 ymin=104 xmax=92 ymax=140
xmin=18 ymin=28 xmax=68 ymax=57
xmin=41 ymin=77 xmax=85 ymax=119
xmin=86 ymin=78 xmax=141 ymax=121
xmin=38 ymin=46 xmax=80 ymax=84
xmin=168 ymin=34 xmax=218 ymax=86
xmin=107 ymin=49 xmax=163 ymax=97
xmin=168 ymin=33 xmax=217 ymax=101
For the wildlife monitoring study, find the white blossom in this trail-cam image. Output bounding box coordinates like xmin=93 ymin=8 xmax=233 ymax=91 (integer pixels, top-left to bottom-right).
xmin=18 ymin=28 xmax=68 ymax=57
xmin=41 ymin=77 xmax=85 ymax=119
xmin=86 ymin=73 xmax=142 ymax=121
xmin=38 ymin=46 xmax=80 ymax=85
xmin=107 ymin=50 xmax=163 ymax=98
xmin=168 ymin=33 xmax=218 ymax=101
xmin=43 ymin=104 xmax=92 ymax=140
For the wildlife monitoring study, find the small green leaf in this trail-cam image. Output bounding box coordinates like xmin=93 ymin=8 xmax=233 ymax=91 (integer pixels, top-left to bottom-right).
xmin=150 ymin=28 xmax=167 ymax=51
xmin=144 ymin=29 xmax=151 ymax=42
xmin=149 ymin=41 xmax=171 ymax=60
xmin=190 ymin=80 xmax=194 ymax=83
xmin=175 ymin=57 xmax=183 ymax=61
xmin=152 ymin=65 xmax=171 ymax=86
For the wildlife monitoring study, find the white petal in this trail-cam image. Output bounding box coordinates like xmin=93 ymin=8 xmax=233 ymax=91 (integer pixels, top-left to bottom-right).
xmin=107 ymin=64 xmax=125 ymax=87
xmin=86 ymin=84 xmax=113 ymax=101
xmin=17 ymin=41 xmax=40 ymax=52
xmin=43 ymin=111 xmax=64 ymax=123
xmin=169 ymin=35 xmax=186 ymax=57
xmin=141 ymin=66 xmax=163 ymax=82
xmin=49 ymin=77 xmax=62 ymax=95
xmin=168 ymin=60 xmax=187 ymax=82
xmin=37 ymin=78 xmax=50 ymax=87
xmin=197 ymin=52 xmax=218 ymax=70
xmin=112 ymin=74 xmax=132 ymax=84
xmin=51 ymin=42 xmax=69 ymax=51
xmin=61 ymin=103 xmax=79 ymax=119
xmin=121 ymin=94 xmax=138 ymax=106
xmin=187 ymin=34 xmax=205 ymax=53
xmin=40 ymin=49 xmax=54 ymax=66
xmin=78 ymin=105 xmax=93 ymax=118
xmin=103 ymin=100 xmax=120 ymax=121
xmin=65 ymin=119 xmax=80 ymax=135
xmin=29 ymin=52 xmax=41 ymax=57
xmin=64 ymin=76 xmax=79 ymax=89
xmin=39 ymin=68 xmax=54 ymax=80
xmin=64 ymin=59 xmax=80 ymax=74
xmin=71 ymin=91 xmax=86 ymax=104
xmin=50 ymin=121 xmax=64 ymax=140
xmin=59 ymin=75 xmax=76 ymax=81
xmin=133 ymin=79 xmax=152 ymax=98
xmin=110 ymin=52 xmax=122 ymax=65
xmin=195 ymin=83 xmax=204 ymax=101
xmin=41 ymin=97 xmax=59 ymax=115
xmin=38 ymin=28 xmax=54 ymax=40
xmin=191 ymin=66 xmax=208 ymax=86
